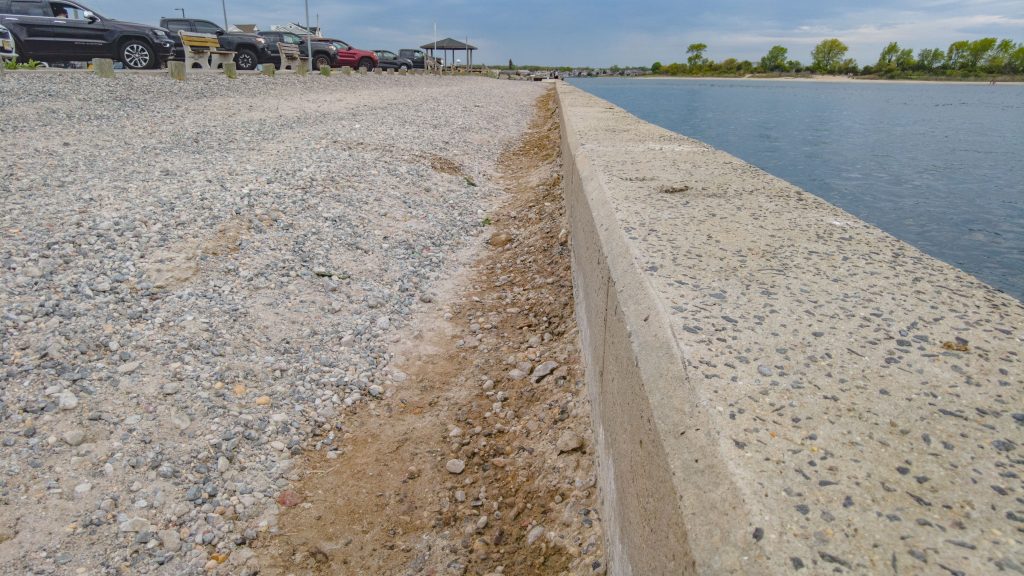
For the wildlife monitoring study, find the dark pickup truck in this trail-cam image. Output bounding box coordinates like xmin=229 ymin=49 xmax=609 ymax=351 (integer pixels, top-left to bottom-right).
xmin=257 ymin=30 xmax=347 ymax=71
xmin=0 ymin=0 xmax=173 ymax=69
xmin=159 ymin=17 xmax=270 ymax=70
xmin=398 ymin=48 xmax=440 ymax=70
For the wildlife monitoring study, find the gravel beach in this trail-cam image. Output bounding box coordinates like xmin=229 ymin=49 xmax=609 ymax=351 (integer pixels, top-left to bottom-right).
xmin=0 ymin=71 xmax=544 ymax=574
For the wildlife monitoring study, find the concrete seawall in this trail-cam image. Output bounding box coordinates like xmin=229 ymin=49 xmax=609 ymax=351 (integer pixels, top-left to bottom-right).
xmin=556 ymin=82 xmax=1024 ymax=575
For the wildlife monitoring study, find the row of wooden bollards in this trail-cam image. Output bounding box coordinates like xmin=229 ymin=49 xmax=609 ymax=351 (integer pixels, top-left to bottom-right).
xmin=87 ymin=58 xmax=478 ymax=80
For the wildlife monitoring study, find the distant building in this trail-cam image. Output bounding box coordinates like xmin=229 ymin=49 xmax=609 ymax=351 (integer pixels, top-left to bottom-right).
xmin=231 ymin=24 xmax=259 ymax=33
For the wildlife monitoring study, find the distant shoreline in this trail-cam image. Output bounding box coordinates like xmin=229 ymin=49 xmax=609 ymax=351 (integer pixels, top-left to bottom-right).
xmin=617 ymin=74 xmax=1024 ymax=86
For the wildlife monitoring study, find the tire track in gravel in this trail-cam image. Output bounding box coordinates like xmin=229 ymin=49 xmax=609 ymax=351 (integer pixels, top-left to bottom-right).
xmin=254 ymin=87 xmax=606 ymax=576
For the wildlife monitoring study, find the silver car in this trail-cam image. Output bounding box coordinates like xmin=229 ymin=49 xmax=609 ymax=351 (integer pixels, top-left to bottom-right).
xmin=0 ymin=24 xmax=16 ymax=62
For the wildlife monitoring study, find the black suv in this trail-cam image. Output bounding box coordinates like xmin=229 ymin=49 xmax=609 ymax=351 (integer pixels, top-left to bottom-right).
xmin=0 ymin=0 xmax=173 ymax=69
xmin=159 ymin=18 xmax=271 ymax=71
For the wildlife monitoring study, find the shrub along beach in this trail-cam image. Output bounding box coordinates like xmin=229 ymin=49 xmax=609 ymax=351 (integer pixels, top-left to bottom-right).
xmin=644 ymin=37 xmax=1024 ymax=80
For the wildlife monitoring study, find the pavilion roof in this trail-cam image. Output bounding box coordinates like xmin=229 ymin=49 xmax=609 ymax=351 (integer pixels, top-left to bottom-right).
xmin=421 ymin=38 xmax=477 ymax=51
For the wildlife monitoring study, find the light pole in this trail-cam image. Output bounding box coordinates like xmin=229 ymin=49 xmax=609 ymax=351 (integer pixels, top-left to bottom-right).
xmin=175 ymin=8 xmax=185 ymax=18
xmin=221 ymin=0 xmax=229 ymax=30
xmin=305 ymin=0 xmax=312 ymax=72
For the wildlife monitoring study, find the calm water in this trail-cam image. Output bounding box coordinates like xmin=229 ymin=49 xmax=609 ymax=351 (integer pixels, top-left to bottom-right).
xmin=568 ymin=78 xmax=1024 ymax=301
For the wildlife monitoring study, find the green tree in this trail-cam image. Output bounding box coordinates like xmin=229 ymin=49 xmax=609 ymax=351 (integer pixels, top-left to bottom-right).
xmin=651 ymin=61 xmax=663 ymax=73
xmin=1011 ymin=43 xmax=1024 ymax=74
xmin=917 ymin=47 xmax=945 ymax=71
xmin=811 ymin=38 xmax=849 ymax=73
xmin=895 ymin=48 xmax=915 ymax=71
xmin=877 ymin=42 xmax=901 ymax=69
xmin=760 ymin=45 xmax=788 ymax=72
xmin=964 ymin=37 xmax=997 ymax=70
xmin=687 ymin=43 xmax=708 ymax=69
xmin=946 ymin=40 xmax=970 ymax=70
xmin=985 ymin=38 xmax=1014 ymax=72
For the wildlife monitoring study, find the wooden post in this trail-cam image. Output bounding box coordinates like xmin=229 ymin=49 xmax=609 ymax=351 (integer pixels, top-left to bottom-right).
xmin=262 ymin=64 xmax=276 ymax=77
xmin=223 ymin=62 xmax=237 ymax=79
xmin=341 ymin=66 xmax=353 ymax=75
xmin=296 ymin=60 xmax=309 ymax=76
xmin=92 ymin=58 xmax=115 ymax=79
xmin=169 ymin=60 xmax=186 ymax=81
xmin=319 ymin=64 xmax=331 ymax=76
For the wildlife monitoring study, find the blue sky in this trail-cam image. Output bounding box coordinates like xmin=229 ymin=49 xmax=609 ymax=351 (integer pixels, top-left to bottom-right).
xmin=88 ymin=0 xmax=1024 ymax=67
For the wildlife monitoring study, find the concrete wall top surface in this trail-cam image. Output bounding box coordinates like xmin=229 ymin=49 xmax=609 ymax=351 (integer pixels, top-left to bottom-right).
xmin=556 ymin=82 xmax=1024 ymax=574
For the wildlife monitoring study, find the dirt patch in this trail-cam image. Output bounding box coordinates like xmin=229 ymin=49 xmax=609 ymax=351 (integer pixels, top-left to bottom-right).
xmin=253 ymin=88 xmax=604 ymax=575
xmin=426 ymin=154 xmax=466 ymax=177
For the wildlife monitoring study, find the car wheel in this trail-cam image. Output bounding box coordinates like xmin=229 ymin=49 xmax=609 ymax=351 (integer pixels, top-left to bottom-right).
xmin=358 ymin=57 xmax=373 ymax=71
xmin=235 ymin=48 xmax=258 ymax=71
xmin=120 ymin=39 xmax=155 ymax=70
xmin=315 ymin=53 xmax=331 ymax=70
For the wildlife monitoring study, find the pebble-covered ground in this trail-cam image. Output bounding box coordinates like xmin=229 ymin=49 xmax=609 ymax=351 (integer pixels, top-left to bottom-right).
xmin=0 ymin=71 xmax=543 ymax=575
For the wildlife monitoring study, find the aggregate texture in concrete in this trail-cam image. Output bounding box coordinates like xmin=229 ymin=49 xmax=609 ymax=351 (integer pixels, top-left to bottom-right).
xmin=556 ymin=82 xmax=1024 ymax=575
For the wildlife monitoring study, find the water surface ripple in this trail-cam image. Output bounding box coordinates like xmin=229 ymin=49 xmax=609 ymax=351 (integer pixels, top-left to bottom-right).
xmin=568 ymin=78 xmax=1024 ymax=301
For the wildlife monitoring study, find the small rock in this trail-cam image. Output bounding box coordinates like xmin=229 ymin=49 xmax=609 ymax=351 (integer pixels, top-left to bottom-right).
xmin=74 ymin=482 xmax=92 ymax=495
xmin=58 ymin=391 xmax=78 ymax=411
xmin=446 ymin=459 xmax=466 ymax=474
xmin=63 ymin=429 xmax=86 ymax=446
xmin=507 ymin=369 xmax=528 ymax=381
xmin=159 ymin=529 xmax=182 ymax=552
xmin=276 ymin=490 xmax=303 ymax=508
xmin=488 ymin=233 xmax=513 ymax=248
xmin=171 ymin=413 xmax=191 ymax=430
xmin=229 ymin=547 xmax=255 ymax=566
xmin=255 ymin=396 xmax=271 ymax=406
xmin=118 ymin=361 xmax=141 ymax=375
xmin=526 ymin=525 xmax=546 ymax=545
xmin=118 ymin=517 xmax=152 ymax=533
xmin=557 ymin=431 xmax=582 ymax=453
xmin=531 ymin=361 xmax=559 ymax=383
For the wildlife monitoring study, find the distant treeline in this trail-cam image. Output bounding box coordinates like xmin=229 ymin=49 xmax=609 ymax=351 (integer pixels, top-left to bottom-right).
xmin=651 ymin=38 xmax=1024 ymax=78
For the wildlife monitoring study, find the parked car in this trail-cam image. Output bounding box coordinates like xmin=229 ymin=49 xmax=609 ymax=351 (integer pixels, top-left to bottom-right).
xmin=373 ymin=50 xmax=413 ymax=71
xmin=0 ymin=0 xmax=174 ymax=69
xmin=258 ymin=31 xmax=345 ymax=71
xmin=0 ymin=23 xmax=15 ymax=61
xmin=313 ymin=38 xmax=376 ymax=70
xmin=398 ymin=49 xmax=440 ymax=70
xmin=158 ymin=18 xmax=270 ymax=71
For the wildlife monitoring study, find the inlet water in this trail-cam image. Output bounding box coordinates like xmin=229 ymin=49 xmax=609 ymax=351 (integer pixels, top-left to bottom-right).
xmin=568 ymin=78 xmax=1024 ymax=301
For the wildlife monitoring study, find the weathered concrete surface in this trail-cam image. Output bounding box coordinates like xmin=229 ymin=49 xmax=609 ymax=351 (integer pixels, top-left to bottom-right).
xmin=556 ymin=82 xmax=1024 ymax=575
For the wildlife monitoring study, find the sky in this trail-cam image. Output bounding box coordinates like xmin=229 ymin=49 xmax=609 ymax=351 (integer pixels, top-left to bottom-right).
xmin=87 ymin=0 xmax=1024 ymax=67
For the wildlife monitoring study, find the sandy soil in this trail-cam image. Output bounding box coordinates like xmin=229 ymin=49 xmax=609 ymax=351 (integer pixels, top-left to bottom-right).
xmin=252 ymin=88 xmax=605 ymax=576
